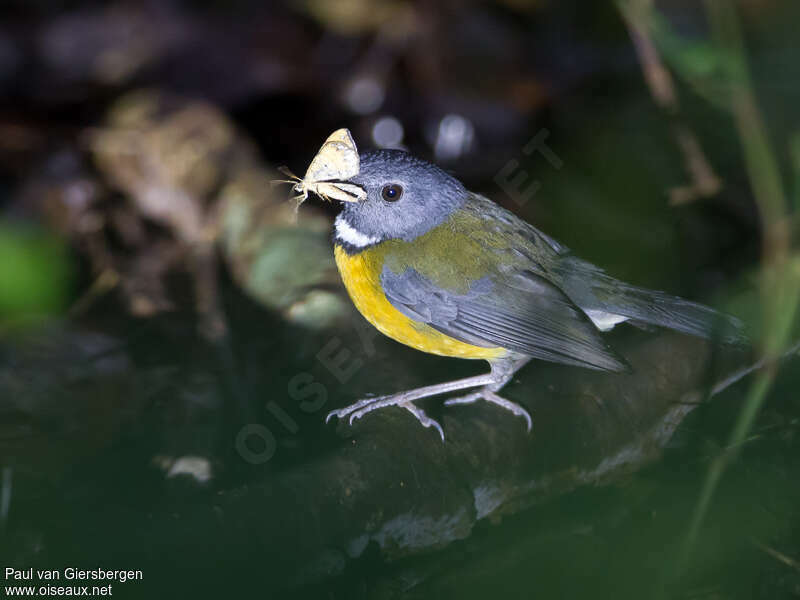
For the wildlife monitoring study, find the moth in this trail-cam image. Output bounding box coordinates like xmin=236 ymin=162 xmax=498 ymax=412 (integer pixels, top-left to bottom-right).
xmin=274 ymin=128 xmax=367 ymax=209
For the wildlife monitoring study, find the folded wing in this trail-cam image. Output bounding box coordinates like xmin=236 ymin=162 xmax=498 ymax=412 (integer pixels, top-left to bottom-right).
xmin=380 ymin=265 xmax=629 ymax=372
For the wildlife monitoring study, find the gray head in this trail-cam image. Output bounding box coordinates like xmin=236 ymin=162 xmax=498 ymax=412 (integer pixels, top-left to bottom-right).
xmin=334 ymin=150 xmax=468 ymax=250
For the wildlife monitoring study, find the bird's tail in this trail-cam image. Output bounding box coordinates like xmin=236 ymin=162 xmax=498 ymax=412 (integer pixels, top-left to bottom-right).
xmin=557 ymin=258 xmax=746 ymax=344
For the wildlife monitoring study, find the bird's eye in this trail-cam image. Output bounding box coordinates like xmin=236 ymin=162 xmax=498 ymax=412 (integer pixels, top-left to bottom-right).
xmin=381 ymin=184 xmax=403 ymax=202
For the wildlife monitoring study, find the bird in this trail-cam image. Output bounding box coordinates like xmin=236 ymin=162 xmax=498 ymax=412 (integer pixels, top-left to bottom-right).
xmin=292 ymin=129 xmax=742 ymax=440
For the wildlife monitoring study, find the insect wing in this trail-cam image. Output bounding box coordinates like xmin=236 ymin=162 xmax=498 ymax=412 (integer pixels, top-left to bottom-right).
xmin=315 ymin=182 xmax=366 ymax=203
xmin=303 ymin=128 xmax=361 ymax=183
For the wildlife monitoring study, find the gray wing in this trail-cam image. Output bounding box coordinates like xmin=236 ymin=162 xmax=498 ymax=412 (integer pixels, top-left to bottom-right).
xmin=380 ymin=265 xmax=629 ymax=372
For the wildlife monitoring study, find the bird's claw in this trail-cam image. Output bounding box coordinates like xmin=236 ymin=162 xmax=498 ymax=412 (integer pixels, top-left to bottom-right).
xmin=326 ymin=396 xmax=445 ymax=441
xmin=325 ymin=395 xmax=383 ymax=424
xmin=444 ymin=389 xmax=532 ymax=432
xmin=401 ymin=402 xmax=445 ymax=442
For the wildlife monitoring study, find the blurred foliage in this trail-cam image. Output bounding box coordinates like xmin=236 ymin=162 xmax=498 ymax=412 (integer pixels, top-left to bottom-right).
xmin=642 ymin=0 xmax=800 ymax=590
xmin=648 ymin=11 xmax=736 ymax=108
xmin=0 ymin=220 xmax=72 ymax=320
xmin=302 ymin=0 xmax=417 ymax=36
xmin=218 ymin=176 xmax=350 ymax=329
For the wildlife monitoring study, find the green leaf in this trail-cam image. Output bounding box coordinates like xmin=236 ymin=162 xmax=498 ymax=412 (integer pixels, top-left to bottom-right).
xmin=0 ymin=221 xmax=73 ymax=320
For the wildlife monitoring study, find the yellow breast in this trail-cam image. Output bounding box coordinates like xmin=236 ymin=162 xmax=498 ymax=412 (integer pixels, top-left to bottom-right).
xmin=334 ymin=244 xmax=506 ymax=360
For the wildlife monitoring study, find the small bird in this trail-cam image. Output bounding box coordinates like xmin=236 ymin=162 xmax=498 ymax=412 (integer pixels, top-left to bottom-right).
xmin=296 ymin=129 xmax=741 ymax=440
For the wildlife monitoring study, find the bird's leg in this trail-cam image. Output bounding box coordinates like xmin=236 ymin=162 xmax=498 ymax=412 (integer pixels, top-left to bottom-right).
xmin=444 ymin=357 xmax=533 ymax=431
xmin=326 ymin=371 xmax=501 ymax=441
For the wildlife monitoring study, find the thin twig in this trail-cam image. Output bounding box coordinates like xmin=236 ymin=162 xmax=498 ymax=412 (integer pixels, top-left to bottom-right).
xmin=752 ymin=539 xmax=800 ymax=573
xmin=617 ymin=0 xmax=722 ymax=206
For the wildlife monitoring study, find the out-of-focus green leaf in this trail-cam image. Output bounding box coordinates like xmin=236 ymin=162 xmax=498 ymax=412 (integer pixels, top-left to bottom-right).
xmin=0 ymin=220 xmax=73 ymax=320
xmin=648 ymin=12 xmax=736 ymax=108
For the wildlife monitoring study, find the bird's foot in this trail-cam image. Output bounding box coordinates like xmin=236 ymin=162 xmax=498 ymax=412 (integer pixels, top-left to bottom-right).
xmin=326 ymin=395 xmax=445 ymax=441
xmin=444 ymin=389 xmax=532 ymax=431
